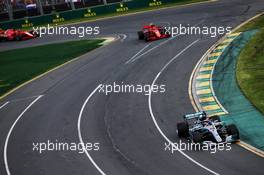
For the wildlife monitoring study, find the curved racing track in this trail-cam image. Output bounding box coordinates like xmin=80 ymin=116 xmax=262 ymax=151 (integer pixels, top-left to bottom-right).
xmin=0 ymin=0 xmax=264 ymax=175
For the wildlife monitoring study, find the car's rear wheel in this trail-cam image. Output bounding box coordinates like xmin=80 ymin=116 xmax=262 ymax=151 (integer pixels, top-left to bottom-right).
xmin=159 ymin=28 xmax=166 ymax=35
xmin=226 ymin=124 xmax=240 ymax=140
xmin=192 ymin=132 xmax=203 ymax=143
xmin=138 ymin=31 xmax=144 ymax=40
xmin=30 ymin=30 xmax=40 ymax=37
xmin=177 ymin=121 xmax=189 ymax=137
xmin=35 ymin=33 xmax=40 ymax=37
xmin=210 ymin=115 xmax=221 ymax=122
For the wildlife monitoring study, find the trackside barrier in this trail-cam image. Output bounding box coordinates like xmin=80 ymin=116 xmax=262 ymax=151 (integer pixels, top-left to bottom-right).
xmin=0 ymin=0 xmax=192 ymax=30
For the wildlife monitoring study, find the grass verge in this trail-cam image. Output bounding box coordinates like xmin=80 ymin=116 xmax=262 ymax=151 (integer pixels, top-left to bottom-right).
xmin=236 ymin=14 xmax=264 ymax=114
xmin=0 ymin=39 xmax=104 ymax=96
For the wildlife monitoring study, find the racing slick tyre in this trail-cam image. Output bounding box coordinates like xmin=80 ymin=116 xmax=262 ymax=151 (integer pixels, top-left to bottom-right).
xmin=177 ymin=121 xmax=189 ymax=137
xmin=138 ymin=31 xmax=144 ymax=40
xmin=0 ymin=37 xmax=5 ymax=42
xmin=144 ymin=32 xmax=150 ymax=42
xmin=159 ymin=28 xmax=166 ymax=35
xmin=15 ymin=36 xmax=21 ymax=41
xmin=144 ymin=36 xmax=149 ymax=42
xmin=192 ymin=132 xmax=203 ymax=143
xmin=30 ymin=30 xmax=40 ymax=38
xmin=210 ymin=115 xmax=221 ymax=122
xmin=226 ymin=124 xmax=240 ymax=140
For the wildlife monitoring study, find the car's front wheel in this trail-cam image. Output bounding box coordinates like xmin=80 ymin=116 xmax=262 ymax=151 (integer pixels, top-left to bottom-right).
xmin=177 ymin=121 xmax=189 ymax=137
xmin=15 ymin=36 xmax=21 ymax=41
xmin=138 ymin=31 xmax=144 ymax=40
xmin=226 ymin=124 xmax=240 ymax=140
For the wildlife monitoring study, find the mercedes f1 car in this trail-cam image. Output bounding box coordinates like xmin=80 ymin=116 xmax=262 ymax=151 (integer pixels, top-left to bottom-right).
xmin=177 ymin=111 xmax=240 ymax=143
xmin=138 ymin=23 xmax=170 ymax=42
xmin=0 ymin=29 xmax=39 ymax=41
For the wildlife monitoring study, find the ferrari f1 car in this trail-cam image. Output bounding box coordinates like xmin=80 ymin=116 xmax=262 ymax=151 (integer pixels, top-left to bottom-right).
xmin=138 ymin=23 xmax=170 ymax=42
xmin=0 ymin=29 xmax=39 ymax=41
xmin=177 ymin=111 xmax=239 ymax=143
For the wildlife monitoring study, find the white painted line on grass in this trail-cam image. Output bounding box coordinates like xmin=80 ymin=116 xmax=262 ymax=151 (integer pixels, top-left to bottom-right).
xmin=148 ymin=39 xmax=219 ymax=175
xmin=0 ymin=102 xmax=9 ymax=110
xmin=4 ymin=95 xmax=43 ymax=175
xmin=77 ymin=85 xmax=106 ymax=175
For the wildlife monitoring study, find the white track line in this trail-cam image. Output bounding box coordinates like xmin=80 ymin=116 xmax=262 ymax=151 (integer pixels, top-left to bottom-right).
xmin=0 ymin=102 xmax=9 ymax=110
xmin=119 ymin=34 xmax=127 ymax=42
xmin=148 ymin=39 xmax=219 ymax=175
xmin=8 ymin=95 xmax=43 ymax=103
xmin=78 ymin=85 xmax=106 ymax=175
xmin=4 ymin=95 xmax=43 ymax=175
xmin=125 ymin=43 xmax=151 ymax=64
xmin=130 ymin=35 xmax=180 ymax=63
xmin=128 ymin=20 xmax=204 ymax=64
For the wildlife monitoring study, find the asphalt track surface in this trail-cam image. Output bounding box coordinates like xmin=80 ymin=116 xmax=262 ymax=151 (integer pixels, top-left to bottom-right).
xmin=0 ymin=0 xmax=264 ymax=175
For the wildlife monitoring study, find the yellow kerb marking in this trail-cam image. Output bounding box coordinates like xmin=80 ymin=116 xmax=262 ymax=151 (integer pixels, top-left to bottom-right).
xmin=228 ymin=32 xmax=241 ymax=37
xmin=223 ymin=38 xmax=234 ymax=43
xmin=203 ymin=105 xmax=221 ymax=111
xmin=209 ymin=52 xmax=221 ymax=57
xmin=205 ymin=59 xmax=217 ymax=64
xmin=216 ymin=45 xmax=227 ymax=50
xmin=200 ymin=66 xmax=213 ymax=72
xmin=196 ymin=81 xmax=210 ymax=87
xmin=199 ymin=97 xmax=215 ymax=103
xmin=197 ymin=74 xmax=210 ymax=79
xmin=197 ymin=89 xmax=211 ymax=95
xmin=238 ymin=141 xmax=264 ymax=158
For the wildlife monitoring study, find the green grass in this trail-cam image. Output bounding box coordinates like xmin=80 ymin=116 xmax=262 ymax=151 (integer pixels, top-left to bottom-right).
xmin=0 ymin=39 xmax=104 ymax=96
xmin=236 ymin=28 xmax=264 ymax=114
xmin=22 ymin=0 xmax=209 ymax=30
xmin=237 ymin=14 xmax=264 ymax=32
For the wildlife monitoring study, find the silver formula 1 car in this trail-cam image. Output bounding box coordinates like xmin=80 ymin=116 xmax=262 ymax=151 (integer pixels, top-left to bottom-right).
xmin=177 ymin=111 xmax=239 ymax=143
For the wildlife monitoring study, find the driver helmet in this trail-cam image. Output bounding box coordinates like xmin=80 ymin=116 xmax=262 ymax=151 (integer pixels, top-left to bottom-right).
xmin=199 ymin=111 xmax=207 ymax=121
xmin=149 ymin=23 xmax=155 ymax=27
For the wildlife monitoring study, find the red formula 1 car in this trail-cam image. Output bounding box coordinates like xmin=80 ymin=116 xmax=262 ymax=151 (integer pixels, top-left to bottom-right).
xmin=0 ymin=29 xmax=39 ymax=41
xmin=0 ymin=29 xmax=5 ymax=40
xmin=138 ymin=23 xmax=170 ymax=42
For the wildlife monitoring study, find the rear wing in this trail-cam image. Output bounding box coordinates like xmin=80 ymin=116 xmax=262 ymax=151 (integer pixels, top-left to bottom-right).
xmin=183 ymin=111 xmax=207 ymax=120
